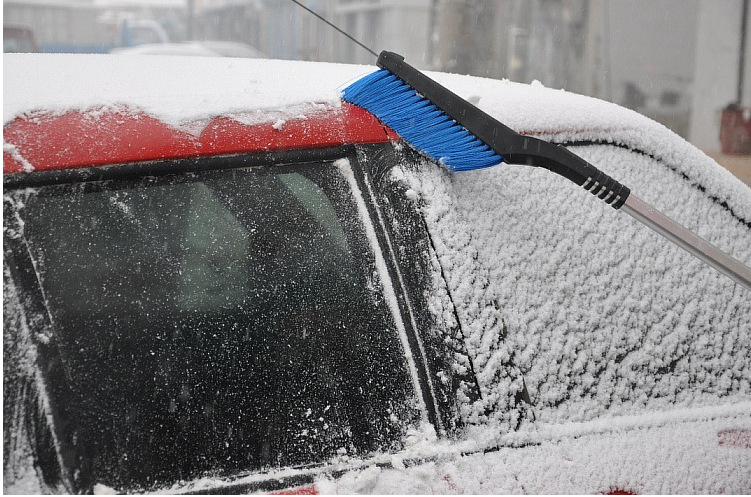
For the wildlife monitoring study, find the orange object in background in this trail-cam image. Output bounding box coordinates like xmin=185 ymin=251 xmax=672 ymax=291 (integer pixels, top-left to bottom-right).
xmin=720 ymin=104 xmax=751 ymax=154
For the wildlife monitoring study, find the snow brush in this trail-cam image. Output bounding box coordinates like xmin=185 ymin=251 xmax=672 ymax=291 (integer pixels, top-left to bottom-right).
xmin=342 ymin=51 xmax=751 ymax=291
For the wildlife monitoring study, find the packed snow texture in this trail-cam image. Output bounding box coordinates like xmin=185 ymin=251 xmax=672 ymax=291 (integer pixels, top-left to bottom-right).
xmin=327 ymin=138 xmax=751 ymax=491
xmin=318 ymin=414 xmax=751 ymax=494
xmin=387 ymin=164 xmax=530 ymax=432
xmin=396 ymin=136 xmax=751 ymax=428
xmin=371 ymin=64 xmax=750 ymax=492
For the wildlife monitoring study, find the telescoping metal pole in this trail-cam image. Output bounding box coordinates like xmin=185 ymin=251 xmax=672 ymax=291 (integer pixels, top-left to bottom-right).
xmin=621 ymin=194 xmax=751 ymax=291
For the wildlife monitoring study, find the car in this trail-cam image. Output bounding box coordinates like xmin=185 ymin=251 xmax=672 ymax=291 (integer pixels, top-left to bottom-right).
xmin=109 ymin=40 xmax=267 ymax=58
xmin=3 ymin=53 xmax=751 ymax=494
xmin=109 ymin=42 xmax=223 ymax=57
xmin=3 ymin=25 xmax=39 ymax=53
xmin=195 ymin=40 xmax=267 ymax=59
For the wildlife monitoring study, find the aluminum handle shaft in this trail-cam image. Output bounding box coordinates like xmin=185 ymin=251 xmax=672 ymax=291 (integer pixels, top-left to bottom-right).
xmin=621 ymin=194 xmax=751 ymax=291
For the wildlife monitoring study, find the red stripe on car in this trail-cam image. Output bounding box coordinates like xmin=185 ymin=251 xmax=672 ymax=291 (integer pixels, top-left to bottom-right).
xmin=3 ymin=102 xmax=395 ymax=173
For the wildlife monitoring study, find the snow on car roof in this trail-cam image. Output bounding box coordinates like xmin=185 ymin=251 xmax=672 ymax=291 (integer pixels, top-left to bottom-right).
xmin=0 ymin=52 xmax=700 ymax=145
xmin=5 ymin=53 xmax=749 ymax=217
xmin=3 ymin=53 xmax=365 ymax=128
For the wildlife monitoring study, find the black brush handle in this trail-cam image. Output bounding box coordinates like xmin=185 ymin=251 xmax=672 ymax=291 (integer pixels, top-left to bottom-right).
xmin=377 ymin=51 xmax=630 ymax=208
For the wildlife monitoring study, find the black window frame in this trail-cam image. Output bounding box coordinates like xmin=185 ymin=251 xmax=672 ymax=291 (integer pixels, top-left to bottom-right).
xmin=3 ymin=143 xmax=475 ymax=494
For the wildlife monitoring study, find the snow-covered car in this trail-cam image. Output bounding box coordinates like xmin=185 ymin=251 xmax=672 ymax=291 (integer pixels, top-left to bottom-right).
xmin=3 ymin=53 xmax=751 ymax=494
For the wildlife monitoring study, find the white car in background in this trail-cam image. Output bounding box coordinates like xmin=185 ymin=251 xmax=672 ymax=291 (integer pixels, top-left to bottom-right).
xmin=109 ymin=40 xmax=266 ymax=58
xmin=3 ymin=53 xmax=750 ymax=494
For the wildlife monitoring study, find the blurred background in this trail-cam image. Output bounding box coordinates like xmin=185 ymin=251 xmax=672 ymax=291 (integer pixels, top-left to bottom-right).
xmin=4 ymin=0 xmax=750 ymax=184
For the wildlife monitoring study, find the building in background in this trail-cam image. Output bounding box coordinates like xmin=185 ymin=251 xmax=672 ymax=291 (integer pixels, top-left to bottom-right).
xmin=193 ymin=0 xmax=431 ymax=65
xmin=4 ymin=0 xmax=184 ymax=53
xmin=602 ymin=0 xmax=698 ymax=140
xmin=431 ymin=0 xmax=589 ymax=93
xmin=691 ymin=0 xmax=751 ymax=153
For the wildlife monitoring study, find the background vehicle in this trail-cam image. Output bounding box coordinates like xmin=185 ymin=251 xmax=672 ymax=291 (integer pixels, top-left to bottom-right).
xmin=3 ymin=25 xmax=39 ymax=53
xmin=4 ymin=1 xmax=176 ymax=53
xmin=110 ymin=40 xmax=266 ymax=58
xmin=4 ymin=53 xmax=751 ymax=494
xmin=109 ymin=41 xmax=220 ymax=57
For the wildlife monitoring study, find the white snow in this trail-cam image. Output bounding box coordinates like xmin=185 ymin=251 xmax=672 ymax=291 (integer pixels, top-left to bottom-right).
xmin=6 ymin=53 xmax=749 ymax=221
xmin=3 ymin=143 xmax=34 ymax=172
xmin=372 ymin=117 xmax=751 ymax=491
xmin=3 ymin=54 xmax=370 ymax=130
xmin=390 ymin=138 xmax=751 ymax=421
xmin=4 ymin=53 xmax=751 ymax=493
xmin=2 ymin=265 xmax=66 ymax=494
xmin=91 ymin=483 xmax=118 ymax=495
xmin=317 ymin=411 xmax=751 ymax=494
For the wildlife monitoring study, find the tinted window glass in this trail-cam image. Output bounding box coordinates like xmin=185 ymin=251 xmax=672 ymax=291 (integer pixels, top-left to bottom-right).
xmin=10 ymin=162 xmax=419 ymax=491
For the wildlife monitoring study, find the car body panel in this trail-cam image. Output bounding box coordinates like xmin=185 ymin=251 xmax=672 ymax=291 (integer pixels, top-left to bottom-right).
xmin=3 ymin=103 xmax=396 ymax=173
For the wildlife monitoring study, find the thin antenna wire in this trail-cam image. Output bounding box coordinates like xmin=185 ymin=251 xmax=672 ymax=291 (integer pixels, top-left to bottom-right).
xmin=288 ymin=0 xmax=378 ymax=58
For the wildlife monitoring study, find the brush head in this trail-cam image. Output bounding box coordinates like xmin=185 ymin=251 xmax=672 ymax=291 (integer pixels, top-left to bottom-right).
xmin=342 ymin=68 xmax=504 ymax=171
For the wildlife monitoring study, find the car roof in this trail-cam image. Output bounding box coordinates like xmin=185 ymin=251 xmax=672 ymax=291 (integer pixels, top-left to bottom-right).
xmin=3 ymin=53 xmax=749 ymax=217
xmin=0 ymin=52 xmax=718 ymax=150
xmin=3 ymin=54 xmax=399 ymax=172
xmin=3 ymin=53 xmax=366 ymax=128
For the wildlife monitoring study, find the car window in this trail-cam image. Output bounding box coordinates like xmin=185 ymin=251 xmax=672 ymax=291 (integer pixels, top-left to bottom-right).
xmin=5 ymin=161 xmax=421 ymax=491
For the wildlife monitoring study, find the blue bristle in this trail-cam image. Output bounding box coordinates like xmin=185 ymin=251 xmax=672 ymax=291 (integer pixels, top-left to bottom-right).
xmin=342 ymin=68 xmax=504 ymax=171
